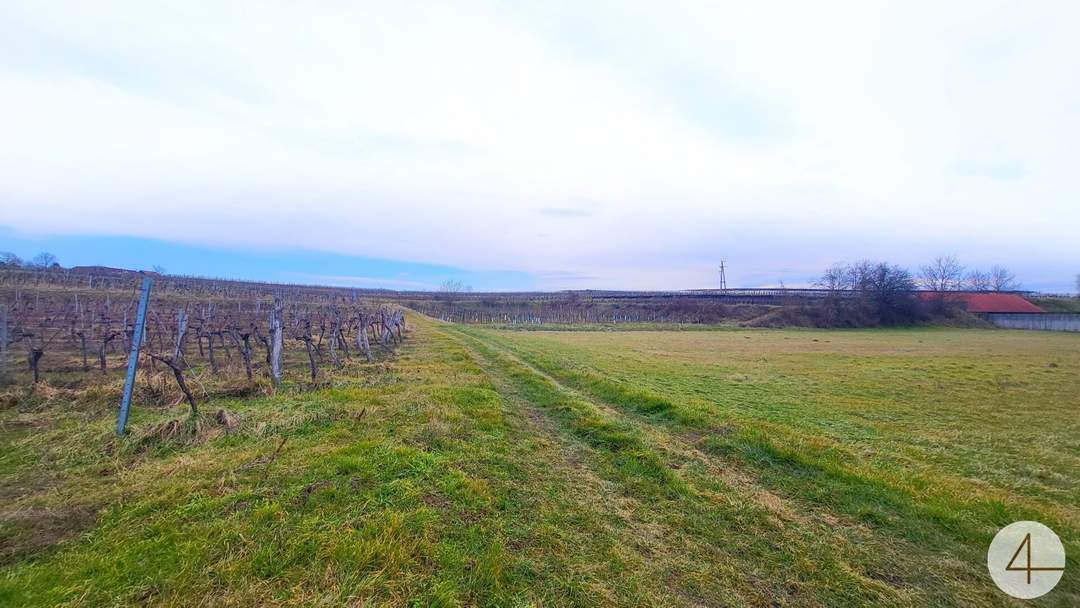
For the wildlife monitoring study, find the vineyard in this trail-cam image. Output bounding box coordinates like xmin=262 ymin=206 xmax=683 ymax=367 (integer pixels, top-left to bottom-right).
xmin=0 ymin=267 xmax=406 ymax=416
xmin=401 ymin=292 xmax=778 ymax=325
xmin=398 ymin=288 xmax=933 ymax=327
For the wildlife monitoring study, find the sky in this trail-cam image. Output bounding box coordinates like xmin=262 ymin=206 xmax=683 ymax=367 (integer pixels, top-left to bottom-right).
xmin=0 ymin=227 xmax=532 ymax=291
xmin=1 ymin=1 xmax=1078 ymax=292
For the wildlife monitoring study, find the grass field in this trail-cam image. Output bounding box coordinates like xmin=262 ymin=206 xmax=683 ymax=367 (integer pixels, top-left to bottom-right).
xmin=1030 ymin=297 xmax=1080 ymax=314
xmin=1 ymin=315 xmax=1077 ymax=606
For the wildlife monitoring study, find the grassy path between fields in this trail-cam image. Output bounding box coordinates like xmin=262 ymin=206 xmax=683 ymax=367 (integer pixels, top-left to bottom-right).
xmin=447 ymin=323 xmax=1078 ymax=607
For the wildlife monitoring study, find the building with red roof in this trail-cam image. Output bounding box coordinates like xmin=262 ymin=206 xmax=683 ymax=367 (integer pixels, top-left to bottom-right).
xmin=917 ymin=292 xmax=1045 ymax=313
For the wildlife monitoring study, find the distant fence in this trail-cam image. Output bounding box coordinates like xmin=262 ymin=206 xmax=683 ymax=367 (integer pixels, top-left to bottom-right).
xmin=980 ymin=313 xmax=1080 ymax=332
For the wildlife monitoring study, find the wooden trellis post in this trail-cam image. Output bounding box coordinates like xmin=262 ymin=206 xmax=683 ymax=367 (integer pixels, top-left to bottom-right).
xmin=269 ymin=296 xmax=283 ymax=385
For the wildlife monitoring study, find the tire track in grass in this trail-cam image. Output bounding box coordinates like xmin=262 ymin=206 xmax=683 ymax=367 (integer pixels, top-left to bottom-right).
xmin=459 ymin=326 xmax=1071 ymax=607
xmin=415 ymin=322 xmax=671 ymax=606
xmin=447 ymin=325 xmax=915 ymax=607
xmin=455 ymin=327 xmax=805 ymax=525
xmin=443 ymin=329 xmax=708 ymax=607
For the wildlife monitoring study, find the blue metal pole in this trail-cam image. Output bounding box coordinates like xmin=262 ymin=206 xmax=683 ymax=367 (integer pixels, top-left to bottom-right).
xmin=117 ymin=275 xmax=152 ymax=435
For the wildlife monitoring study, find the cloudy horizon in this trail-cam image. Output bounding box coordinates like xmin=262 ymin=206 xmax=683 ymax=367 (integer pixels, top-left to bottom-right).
xmin=2 ymin=1 xmax=1078 ymax=291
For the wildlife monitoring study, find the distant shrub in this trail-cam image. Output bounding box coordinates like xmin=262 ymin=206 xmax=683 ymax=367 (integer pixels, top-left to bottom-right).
xmin=816 ymin=260 xmax=923 ymax=326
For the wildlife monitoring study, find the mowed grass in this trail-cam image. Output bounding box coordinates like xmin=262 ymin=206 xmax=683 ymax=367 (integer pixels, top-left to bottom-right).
xmin=1 ymin=316 xmax=1077 ymax=606
xmin=459 ymin=324 xmax=1080 ymax=606
xmin=473 ymin=327 xmax=1080 ymax=503
xmin=1 ymin=319 xmax=669 ymax=606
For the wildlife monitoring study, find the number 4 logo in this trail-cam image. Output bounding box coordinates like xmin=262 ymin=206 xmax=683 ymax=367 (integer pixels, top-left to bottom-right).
xmin=1005 ymin=532 xmax=1065 ymax=585
xmin=989 ymin=521 xmax=1066 ymax=599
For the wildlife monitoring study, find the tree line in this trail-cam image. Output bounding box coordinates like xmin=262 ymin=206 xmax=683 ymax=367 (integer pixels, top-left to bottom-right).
xmin=820 ymin=255 xmax=1018 ymax=293
xmin=1 ymin=251 xmax=60 ymax=269
xmin=814 ymin=255 xmax=1029 ymax=326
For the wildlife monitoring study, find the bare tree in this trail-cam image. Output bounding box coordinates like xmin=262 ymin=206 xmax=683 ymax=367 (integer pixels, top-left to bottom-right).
xmin=29 ymin=252 xmax=59 ymax=269
xmin=0 ymin=252 xmax=22 ymax=267
xmin=816 ymin=263 xmax=852 ymax=292
xmin=989 ymin=265 xmax=1019 ymax=291
xmin=850 ymin=259 xmax=876 ymax=291
xmin=818 ymin=260 xmax=918 ymax=325
xmin=437 ymin=279 xmax=472 ymax=303
xmin=965 ymin=269 xmax=991 ymax=291
xmin=920 ymin=255 xmax=965 ymax=291
xmin=864 ymin=262 xmax=919 ymax=325
xmin=439 ymin=279 xmax=464 ymax=293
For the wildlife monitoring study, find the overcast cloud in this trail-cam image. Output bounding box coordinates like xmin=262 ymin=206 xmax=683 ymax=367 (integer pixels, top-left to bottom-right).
xmin=1 ymin=1 xmax=1078 ymax=290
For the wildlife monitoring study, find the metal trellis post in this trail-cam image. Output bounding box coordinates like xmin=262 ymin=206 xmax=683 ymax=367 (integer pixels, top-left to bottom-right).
xmin=0 ymin=304 xmax=7 ymax=385
xmin=117 ymin=276 xmax=152 ymax=435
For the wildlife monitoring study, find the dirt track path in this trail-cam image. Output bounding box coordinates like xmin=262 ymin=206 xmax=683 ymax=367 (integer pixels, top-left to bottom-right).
xmin=441 ymin=322 xmax=917 ymax=607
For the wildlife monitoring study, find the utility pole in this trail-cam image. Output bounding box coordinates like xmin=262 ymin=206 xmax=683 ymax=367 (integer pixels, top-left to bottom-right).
xmin=719 ymin=261 xmax=727 ymax=291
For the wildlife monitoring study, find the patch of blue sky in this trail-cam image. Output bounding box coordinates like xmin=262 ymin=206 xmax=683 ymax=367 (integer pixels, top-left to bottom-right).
xmin=0 ymin=227 xmax=534 ymax=291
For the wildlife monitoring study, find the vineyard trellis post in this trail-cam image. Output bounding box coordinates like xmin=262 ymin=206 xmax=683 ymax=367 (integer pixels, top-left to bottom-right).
xmin=0 ymin=304 xmax=7 ymax=385
xmin=117 ymin=276 xmax=152 ymax=435
xmin=269 ymin=296 xmax=283 ymax=385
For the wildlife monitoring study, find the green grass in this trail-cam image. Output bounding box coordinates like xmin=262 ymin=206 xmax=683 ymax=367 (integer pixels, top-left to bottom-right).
xmin=484 ymin=322 xmax=745 ymax=332
xmin=1 ymin=317 xmax=1078 ymax=606
xmin=455 ymin=324 xmax=1080 ymax=606
xmin=1030 ymin=297 xmax=1080 ymax=313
